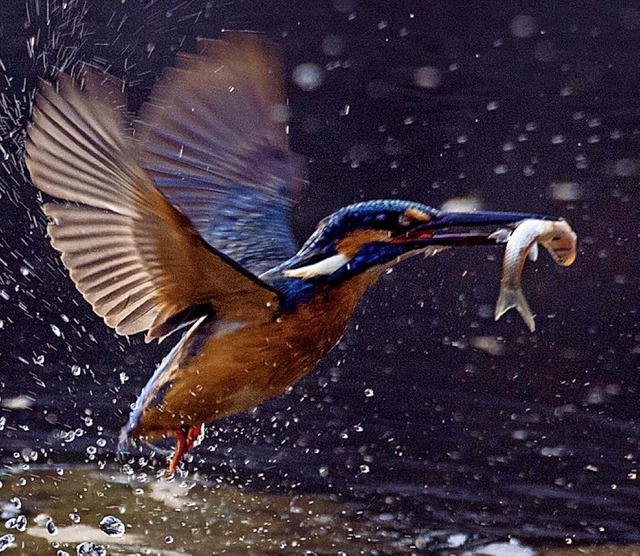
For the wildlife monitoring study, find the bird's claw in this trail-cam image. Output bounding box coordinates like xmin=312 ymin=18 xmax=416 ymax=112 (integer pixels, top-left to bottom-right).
xmin=167 ymin=424 xmax=202 ymax=475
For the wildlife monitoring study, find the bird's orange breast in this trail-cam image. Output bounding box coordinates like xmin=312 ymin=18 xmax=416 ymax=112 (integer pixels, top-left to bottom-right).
xmin=132 ymin=272 xmax=380 ymax=439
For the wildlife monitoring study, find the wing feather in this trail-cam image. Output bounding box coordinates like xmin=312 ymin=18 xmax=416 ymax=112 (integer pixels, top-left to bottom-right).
xmin=134 ymin=32 xmax=305 ymax=274
xmin=26 ymin=70 xmax=279 ymax=341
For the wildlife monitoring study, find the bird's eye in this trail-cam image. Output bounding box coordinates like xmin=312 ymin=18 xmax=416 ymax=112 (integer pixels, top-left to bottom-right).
xmin=398 ymin=214 xmax=412 ymax=227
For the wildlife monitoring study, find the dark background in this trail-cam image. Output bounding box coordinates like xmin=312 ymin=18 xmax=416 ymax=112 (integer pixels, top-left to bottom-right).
xmin=0 ymin=0 xmax=639 ymax=547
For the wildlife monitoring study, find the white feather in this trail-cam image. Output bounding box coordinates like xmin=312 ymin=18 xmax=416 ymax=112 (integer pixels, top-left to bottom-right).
xmin=283 ymin=253 xmax=348 ymax=279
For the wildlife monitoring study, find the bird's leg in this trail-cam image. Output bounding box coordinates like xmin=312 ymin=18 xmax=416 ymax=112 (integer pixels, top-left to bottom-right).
xmin=185 ymin=424 xmax=202 ymax=451
xmin=167 ymin=428 xmax=187 ymax=474
xmin=167 ymin=424 xmax=202 ymax=474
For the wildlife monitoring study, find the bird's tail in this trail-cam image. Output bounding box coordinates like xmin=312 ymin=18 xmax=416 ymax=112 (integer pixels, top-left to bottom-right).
xmin=494 ymin=285 xmax=535 ymax=332
xmin=117 ymin=426 xmax=173 ymax=458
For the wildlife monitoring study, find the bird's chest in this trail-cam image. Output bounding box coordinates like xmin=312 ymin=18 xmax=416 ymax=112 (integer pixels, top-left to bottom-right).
xmin=267 ymin=290 xmax=357 ymax=381
xmin=280 ymin=272 xmax=381 ymax=364
xmin=199 ymin=275 xmax=372 ymax=390
xmin=152 ymin=273 xmax=378 ymax=424
xmin=240 ymin=282 xmax=367 ymax=389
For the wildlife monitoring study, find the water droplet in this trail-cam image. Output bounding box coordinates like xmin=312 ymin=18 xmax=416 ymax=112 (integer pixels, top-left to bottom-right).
xmin=2 ymin=396 xmax=34 ymax=410
xmin=534 ymin=40 xmax=558 ymax=62
xmin=441 ymin=196 xmax=483 ymax=213
xmin=511 ymin=14 xmax=537 ymax=38
xmin=413 ymin=65 xmax=441 ymax=88
xmin=34 ymin=513 xmax=50 ymax=526
xmin=46 ymin=518 xmax=58 ymax=535
xmin=613 ymin=158 xmax=639 ymax=177
xmin=5 ymin=514 xmax=27 ymax=532
xmin=549 ymin=181 xmax=582 ymax=201
xmin=99 ymin=515 xmax=125 ymax=537
xmin=322 ymin=34 xmax=345 ymax=56
xmin=292 ymin=63 xmax=324 ymax=92
xmin=471 ymin=336 xmax=505 ymax=357
xmin=0 ymin=534 xmax=15 ymax=553
xmin=332 ymin=0 xmax=355 ymax=13
xmin=76 ymin=542 xmax=106 ymax=556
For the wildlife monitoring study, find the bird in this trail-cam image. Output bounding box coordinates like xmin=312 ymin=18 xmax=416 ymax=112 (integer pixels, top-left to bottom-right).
xmin=25 ymin=32 xmax=559 ymax=473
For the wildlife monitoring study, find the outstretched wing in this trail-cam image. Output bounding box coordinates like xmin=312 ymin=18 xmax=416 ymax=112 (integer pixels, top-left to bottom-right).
xmin=134 ymin=32 xmax=305 ymax=275
xmin=25 ymin=70 xmax=279 ymax=342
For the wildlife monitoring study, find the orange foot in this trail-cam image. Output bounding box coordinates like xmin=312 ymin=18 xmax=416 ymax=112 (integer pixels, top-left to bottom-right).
xmin=167 ymin=424 xmax=202 ymax=474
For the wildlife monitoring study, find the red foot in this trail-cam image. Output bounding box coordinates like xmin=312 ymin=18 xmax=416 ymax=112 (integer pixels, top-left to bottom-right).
xmin=167 ymin=424 xmax=202 ymax=474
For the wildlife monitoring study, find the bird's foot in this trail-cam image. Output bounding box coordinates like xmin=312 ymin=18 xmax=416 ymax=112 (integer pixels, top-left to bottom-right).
xmin=167 ymin=424 xmax=202 ymax=474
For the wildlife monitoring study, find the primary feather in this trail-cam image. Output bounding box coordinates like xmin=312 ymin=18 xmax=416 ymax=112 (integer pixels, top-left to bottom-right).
xmin=25 ymin=67 xmax=279 ymax=342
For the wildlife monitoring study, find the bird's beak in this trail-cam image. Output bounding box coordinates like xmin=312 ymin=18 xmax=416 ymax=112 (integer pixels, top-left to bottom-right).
xmin=392 ymin=210 xmax=559 ymax=247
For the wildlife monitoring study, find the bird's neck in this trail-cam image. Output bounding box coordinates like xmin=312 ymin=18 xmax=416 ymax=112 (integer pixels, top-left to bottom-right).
xmin=263 ymin=267 xmax=385 ymax=315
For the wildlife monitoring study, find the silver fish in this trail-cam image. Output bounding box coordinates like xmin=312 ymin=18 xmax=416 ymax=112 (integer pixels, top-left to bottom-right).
xmin=494 ymin=218 xmax=577 ymax=332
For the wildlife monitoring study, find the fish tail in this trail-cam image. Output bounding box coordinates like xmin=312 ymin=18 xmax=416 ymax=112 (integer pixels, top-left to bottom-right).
xmin=494 ymin=286 xmax=536 ymax=332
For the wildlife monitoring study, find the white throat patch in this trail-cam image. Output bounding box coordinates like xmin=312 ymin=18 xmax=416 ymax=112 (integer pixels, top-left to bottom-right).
xmin=283 ymin=253 xmax=348 ymax=280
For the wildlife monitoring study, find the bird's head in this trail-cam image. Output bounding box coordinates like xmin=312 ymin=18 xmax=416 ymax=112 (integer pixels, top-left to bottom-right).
xmin=265 ymin=200 xmax=556 ymax=293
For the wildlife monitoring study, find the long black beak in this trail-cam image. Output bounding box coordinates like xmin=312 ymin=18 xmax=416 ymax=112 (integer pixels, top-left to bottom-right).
xmin=396 ymin=210 xmax=559 ymax=247
xmin=431 ymin=210 xmax=557 ymax=229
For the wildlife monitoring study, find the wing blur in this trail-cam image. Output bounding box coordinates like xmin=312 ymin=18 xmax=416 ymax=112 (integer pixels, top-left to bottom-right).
xmin=134 ymin=32 xmax=305 ymax=275
xmin=25 ymin=70 xmax=279 ymax=342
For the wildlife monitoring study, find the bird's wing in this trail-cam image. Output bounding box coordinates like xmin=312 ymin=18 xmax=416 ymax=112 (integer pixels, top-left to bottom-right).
xmin=25 ymin=71 xmax=279 ymax=342
xmin=133 ymin=32 xmax=305 ymax=275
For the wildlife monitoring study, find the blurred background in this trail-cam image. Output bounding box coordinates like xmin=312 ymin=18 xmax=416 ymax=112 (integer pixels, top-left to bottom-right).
xmin=0 ymin=0 xmax=639 ymax=553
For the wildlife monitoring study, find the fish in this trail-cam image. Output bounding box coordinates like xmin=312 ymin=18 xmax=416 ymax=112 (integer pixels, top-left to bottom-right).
xmin=494 ymin=218 xmax=577 ymax=332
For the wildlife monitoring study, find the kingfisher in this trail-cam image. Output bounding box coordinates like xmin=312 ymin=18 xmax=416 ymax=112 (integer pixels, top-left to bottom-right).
xmin=25 ymin=32 xmax=560 ymax=472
